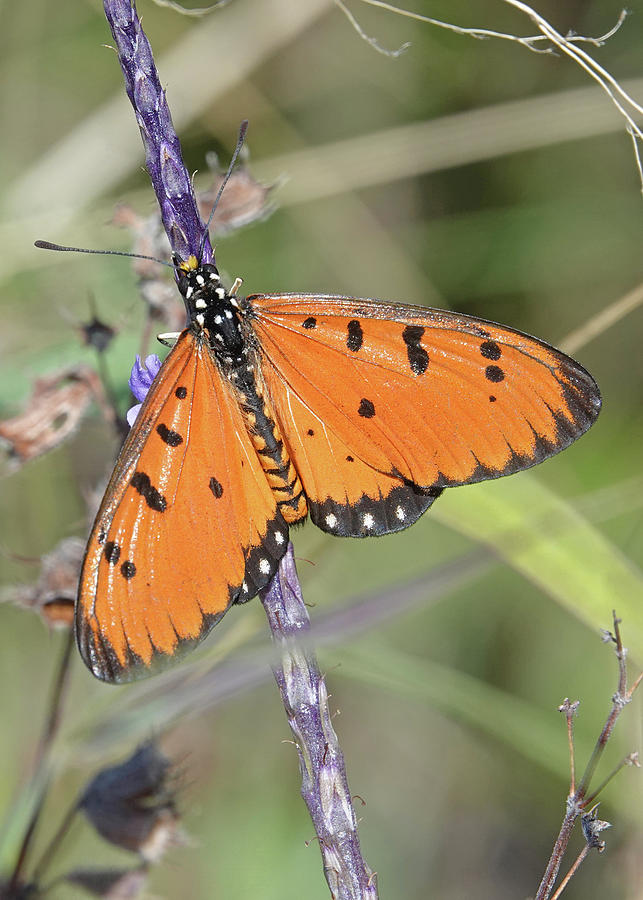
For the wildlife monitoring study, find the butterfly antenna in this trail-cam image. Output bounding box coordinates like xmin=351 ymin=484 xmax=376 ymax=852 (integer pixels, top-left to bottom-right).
xmin=34 ymin=240 xmax=177 ymax=270
xmin=37 ymin=122 xmax=248 ymax=269
xmin=197 ymin=119 xmax=249 ymax=263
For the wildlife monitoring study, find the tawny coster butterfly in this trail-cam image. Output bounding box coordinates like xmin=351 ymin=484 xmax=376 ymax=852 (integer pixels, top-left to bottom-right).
xmin=66 ymin=245 xmax=600 ymax=683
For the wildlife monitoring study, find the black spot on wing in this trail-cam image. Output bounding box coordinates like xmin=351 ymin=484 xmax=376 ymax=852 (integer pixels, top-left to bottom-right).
xmin=130 ymin=471 xmax=167 ymax=512
xmin=480 ymin=341 xmax=502 ymax=361
xmin=156 ymin=423 xmax=183 ymax=446
xmin=470 ymin=325 xmax=492 ymax=338
xmin=485 ymin=365 xmax=505 ymax=383
xmin=347 ymin=319 xmax=363 ymax=352
xmin=302 ymin=317 xmax=317 ymax=329
xmin=104 ymin=541 xmax=121 ymax=565
xmin=358 ymin=398 xmax=375 ymax=418
xmin=175 ymin=386 xmax=188 ymax=399
xmin=120 ymin=560 xmax=136 ymax=579
xmin=209 ymin=476 xmax=224 ymax=498
xmin=402 ymin=325 xmax=429 ymax=375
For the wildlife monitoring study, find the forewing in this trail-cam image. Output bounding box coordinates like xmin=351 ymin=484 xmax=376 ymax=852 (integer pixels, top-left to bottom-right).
xmin=77 ymin=331 xmax=288 ymax=682
xmin=250 ymin=294 xmax=600 ymax=535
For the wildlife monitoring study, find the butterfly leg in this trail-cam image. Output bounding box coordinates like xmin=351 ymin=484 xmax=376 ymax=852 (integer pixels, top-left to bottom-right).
xmin=157 ymin=332 xmax=181 ymax=347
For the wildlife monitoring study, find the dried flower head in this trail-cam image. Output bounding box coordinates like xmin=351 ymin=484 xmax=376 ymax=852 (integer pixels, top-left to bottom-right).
xmin=581 ymin=804 xmax=611 ymax=851
xmin=80 ymin=742 xmax=183 ymax=862
xmin=114 ymin=160 xmax=275 ymax=258
xmin=10 ymin=536 xmax=84 ymax=628
xmin=0 ymin=365 xmax=109 ymax=464
xmin=197 ymin=155 xmax=277 ymax=235
xmin=80 ymin=314 xmax=117 ymax=354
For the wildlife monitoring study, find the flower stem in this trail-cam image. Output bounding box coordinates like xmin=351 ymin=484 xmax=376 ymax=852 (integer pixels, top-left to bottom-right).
xmin=260 ymin=545 xmax=379 ymax=900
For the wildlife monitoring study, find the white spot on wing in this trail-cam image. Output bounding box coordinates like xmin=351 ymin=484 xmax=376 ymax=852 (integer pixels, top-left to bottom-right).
xmin=325 ymin=513 xmax=338 ymax=528
xmin=274 ymin=531 xmax=284 ymax=545
xmin=259 ymin=558 xmax=270 ymax=575
xmin=362 ymin=513 xmax=375 ymax=530
xmin=395 ymin=506 xmax=406 ymax=521
xmin=195 ymin=298 xmax=207 ymax=309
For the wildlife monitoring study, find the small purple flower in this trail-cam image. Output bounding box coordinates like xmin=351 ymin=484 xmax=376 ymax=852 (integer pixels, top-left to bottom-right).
xmin=127 ymin=354 xmax=161 ymax=426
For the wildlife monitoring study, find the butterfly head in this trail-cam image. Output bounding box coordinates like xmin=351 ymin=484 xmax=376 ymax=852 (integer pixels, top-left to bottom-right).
xmin=175 ymin=256 xmax=245 ymax=362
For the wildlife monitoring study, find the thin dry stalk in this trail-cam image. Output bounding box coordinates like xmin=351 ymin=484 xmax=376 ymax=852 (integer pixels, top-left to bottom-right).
xmin=6 ymin=629 xmax=75 ymax=895
xmin=352 ymin=0 xmax=643 ymax=190
xmin=535 ymin=612 xmax=642 ymax=900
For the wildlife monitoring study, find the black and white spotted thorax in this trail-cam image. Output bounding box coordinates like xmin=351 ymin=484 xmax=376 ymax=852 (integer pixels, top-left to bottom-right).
xmin=176 ymin=260 xmax=246 ymax=365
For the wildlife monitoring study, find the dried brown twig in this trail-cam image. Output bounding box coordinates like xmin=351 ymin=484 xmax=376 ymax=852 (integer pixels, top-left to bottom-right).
xmin=344 ymin=1 xmax=643 ymax=192
xmin=535 ymin=611 xmax=642 ymax=900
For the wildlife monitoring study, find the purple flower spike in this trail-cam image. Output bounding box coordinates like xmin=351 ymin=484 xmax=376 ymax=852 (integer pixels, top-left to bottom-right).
xmin=103 ymin=0 xmax=212 ymax=265
xmin=127 ymin=354 xmax=161 ymax=426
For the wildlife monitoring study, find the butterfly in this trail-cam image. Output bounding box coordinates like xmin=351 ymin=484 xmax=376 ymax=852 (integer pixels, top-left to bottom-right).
xmin=77 ymin=253 xmax=601 ymax=682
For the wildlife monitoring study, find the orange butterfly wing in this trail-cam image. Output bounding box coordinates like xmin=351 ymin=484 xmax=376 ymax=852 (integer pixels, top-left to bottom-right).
xmin=77 ymin=330 xmax=289 ymax=682
xmin=250 ymin=294 xmax=600 ymax=535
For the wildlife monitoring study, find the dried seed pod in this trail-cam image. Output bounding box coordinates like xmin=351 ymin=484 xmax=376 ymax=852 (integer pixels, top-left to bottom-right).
xmin=80 ymin=742 xmax=184 ymax=862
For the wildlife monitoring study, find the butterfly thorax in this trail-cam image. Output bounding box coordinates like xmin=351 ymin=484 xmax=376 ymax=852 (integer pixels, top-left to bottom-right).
xmin=177 ymin=261 xmax=245 ymax=364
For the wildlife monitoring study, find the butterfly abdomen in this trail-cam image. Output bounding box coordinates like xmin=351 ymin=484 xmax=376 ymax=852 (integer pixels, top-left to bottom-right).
xmin=235 ymin=369 xmax=308 ymax=525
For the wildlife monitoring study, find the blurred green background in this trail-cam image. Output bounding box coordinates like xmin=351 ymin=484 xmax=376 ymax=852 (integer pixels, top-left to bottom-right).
xmin=1 ymin=0 xmax=643 ymax=897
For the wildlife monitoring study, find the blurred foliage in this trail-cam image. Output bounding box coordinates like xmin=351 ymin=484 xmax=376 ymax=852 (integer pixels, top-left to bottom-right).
xmin=1 ymin=1 xmax=642 ymax=898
